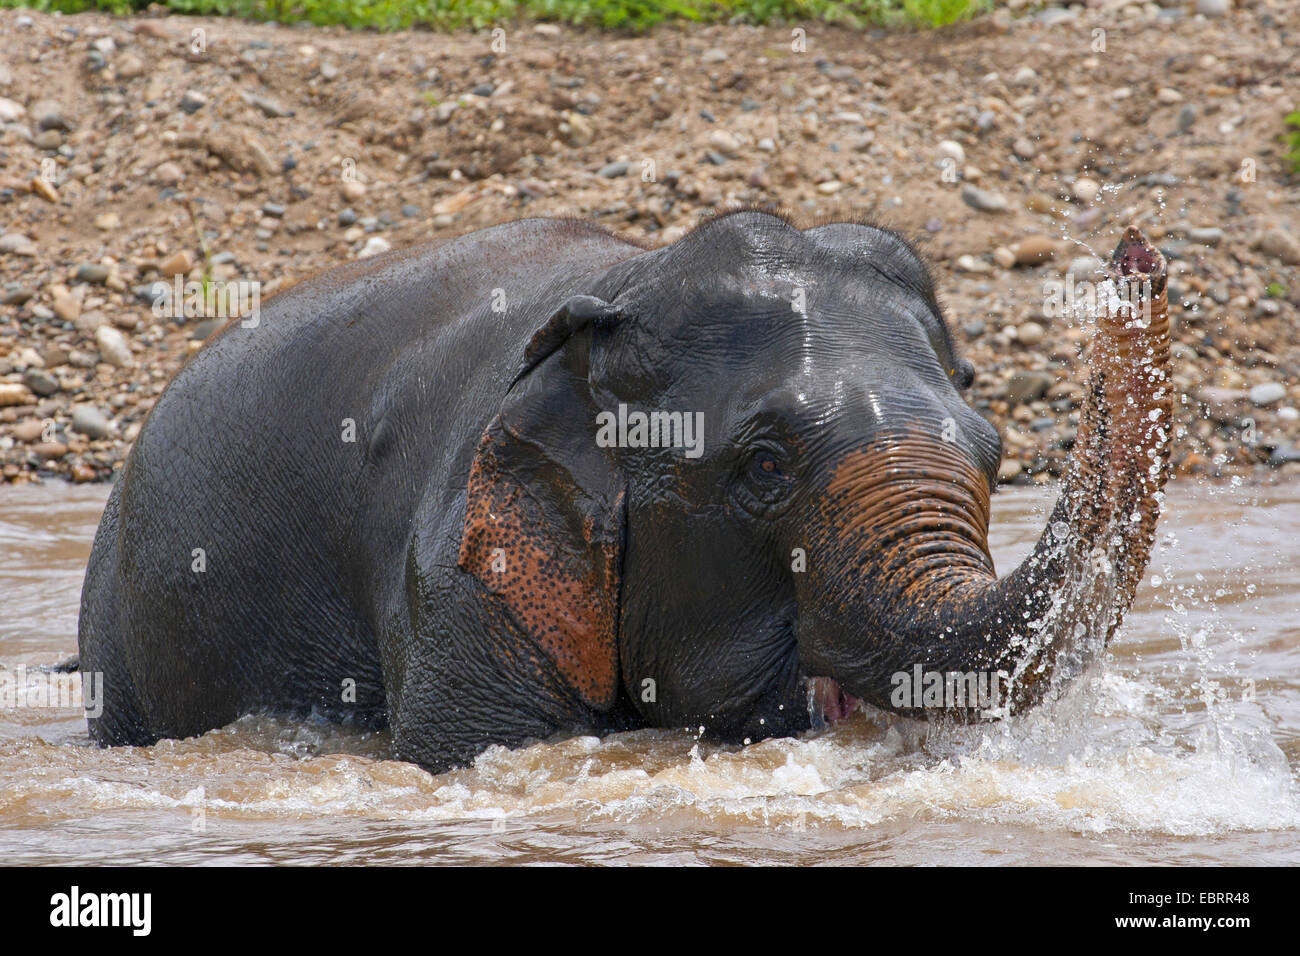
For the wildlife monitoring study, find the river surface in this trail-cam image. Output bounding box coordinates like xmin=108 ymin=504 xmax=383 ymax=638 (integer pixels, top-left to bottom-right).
xmin=1 ymin=479 xmax=1297 ymax=865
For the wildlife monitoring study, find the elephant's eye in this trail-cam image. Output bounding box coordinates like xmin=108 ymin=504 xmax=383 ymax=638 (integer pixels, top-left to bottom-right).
xmin=752 ymin=450 xmax=784 ymax=479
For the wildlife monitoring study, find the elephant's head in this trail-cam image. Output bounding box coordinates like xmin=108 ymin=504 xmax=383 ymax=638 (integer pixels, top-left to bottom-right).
xmin=459 ymin=212 xmax=1171 ymax=742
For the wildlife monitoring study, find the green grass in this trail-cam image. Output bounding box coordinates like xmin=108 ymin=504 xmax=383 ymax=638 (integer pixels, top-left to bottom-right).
xmin=1 ymin=0 xmax=991 ymax=32
xmin=1284 ymin=111 xmax=1300 ymax=177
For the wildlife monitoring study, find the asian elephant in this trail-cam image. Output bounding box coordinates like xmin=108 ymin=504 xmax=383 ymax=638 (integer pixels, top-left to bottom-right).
xmin=77 ymin=212 xmax=1172 ymax=773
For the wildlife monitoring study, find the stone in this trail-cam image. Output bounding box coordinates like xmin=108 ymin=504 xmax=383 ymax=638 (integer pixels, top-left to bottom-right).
xmin=1012 ymin=137 xmax=1037 ymax=160
xmin=998 ymin=459 xmax=1024 ymax=483
xmin=71 ymin=404 xmax=113 ymax=439
xmin=341 ymin=180 xmax=366 ymax=201
xmin=1188 ymin=227 xmax=1224 ymax=246
xmin=937 ymin=139 xmax=965 ymax=164
xmin=1017 ymin=322 xmax=1046 ymax=346
xmin=597 ymin=161 xmax=629 ymax=178
xmin=74 ymin=263 xmax=110 ymax=284
xmin=993 ymin=246 xmax=1017 ymax=269
xmin=22 ymin=368 xmax=59 ymax=396
xmin=962 ymin=184 xmax=1009 ymax=213
xmin=358 ymin=236 xmax=391 ymax=258
xmin=158 ymin=250 xmax=194 ymax=277
xmin=1004 ymin=371 xmax=1055 ymax=405
xmin=1195 ymin=0 xmax=1229 ymax=15
xmin=1253 ymin=229 xmax=1300 ymax=265
xmin=1072 ymin=177 xmax=1100 ymax=204
xmin=154 ymin=161 xmax=184 ymax=186
xmin=95 ymin=325 xmax=134 ymax=368
xmin=1248 ymin=383 xmax=1287 ymax=406
xmin=0 ymin=383 xmax=36 ymax=407
xmin=1013 ymin=236 xmax=1057 ymax=265
xmin=180 ymin=90 xmax=208 ymax=114
xmin=0 ymin=233 xmax=37 ymax=256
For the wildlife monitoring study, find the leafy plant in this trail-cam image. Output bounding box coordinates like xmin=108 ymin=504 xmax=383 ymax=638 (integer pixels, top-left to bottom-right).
xmin=1283 ymin=111 xmax=1300 ymax=177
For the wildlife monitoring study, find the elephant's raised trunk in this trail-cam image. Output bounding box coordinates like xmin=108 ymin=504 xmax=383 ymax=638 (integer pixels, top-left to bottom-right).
xmin=804 ymin=226 xmax=1171 ymax=716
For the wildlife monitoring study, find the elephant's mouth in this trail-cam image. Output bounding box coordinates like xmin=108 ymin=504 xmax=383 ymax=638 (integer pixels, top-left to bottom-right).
xmin=805 ymin=675 xmax=859 ymax=729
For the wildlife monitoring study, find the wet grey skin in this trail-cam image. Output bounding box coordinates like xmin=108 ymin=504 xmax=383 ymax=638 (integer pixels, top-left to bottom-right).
xmin=77 ymin=211 xmax=1170 ymax=774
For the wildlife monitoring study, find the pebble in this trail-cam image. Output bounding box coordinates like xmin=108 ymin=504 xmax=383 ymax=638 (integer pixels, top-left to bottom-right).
xmin=1177 ymin=104 xmax=1197 ymax=134
xmin=1248 ymin=383 xmax=1287 ymax=406
xmin=0 ymin=234 xmax=37 ymax=256
xmin=1012 ymin=137 xmax=1037 ymax=160
xmin=158 ymin=250 xmax=194 ymax=277
xmin=71 ymin=404 xmax=113 ymax=439
xmin=937 ymin=139 xmax=965 ymax=164
xmin=1072 ymin=177 xmax=1100 ymax=204
xmin=997 ymin=459 xmax=1024 ymax=483
xmin=1188 ymin=227 xmax=1224 ymax=246
xmin=1013 ymin=236 xmax=1057 ymax=265
xmin=180 ymin=90 xmax=208 ymax=114
xmin=1253 ymin=229 xmax=1300 ymax=265
xmin=1195 ymin=0 xmax=1229 ymax=15
xmin=341 ymin=180 xmax=367 ymax=201
xmin=1017 ymin=321 xmax=1046 ymax=346
xmin=74 ymin=263 xmax=110 ymax=284
xmin=0 ymin=383 xmax=36 ymax=406
xmin=12 ymin=420 xmax=44 ymax=443
xmin=961 ymin=184 xmax=1009 ymax=213
xmin=22 ymin=368 xmax=59 ymax=396
xmin=1004 ymin=371 xmax=1055 ymax=405
xmin=154 ymin=161 xmax=184 ymax=186
xmin=358 ymin=236 xmax=392 ymax=258
xmin=597 ymin=161 xmax=629 ymax=178
xmin=95 ymin=325 xmax=134 ymax=368
xmin=338 ymin=209 xmax=357 ymax=226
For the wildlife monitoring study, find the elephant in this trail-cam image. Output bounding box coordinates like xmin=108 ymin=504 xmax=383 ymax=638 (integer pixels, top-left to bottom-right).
xmin=77 ymin=211 xmax=1172 ymax=773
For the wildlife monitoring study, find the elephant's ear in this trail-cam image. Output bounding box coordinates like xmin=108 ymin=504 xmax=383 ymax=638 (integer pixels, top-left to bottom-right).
xmin=457 ymin=295 xmax=626 ymax=711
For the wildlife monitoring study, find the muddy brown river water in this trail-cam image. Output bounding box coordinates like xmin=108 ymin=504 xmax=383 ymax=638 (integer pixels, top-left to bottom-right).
xmin=1 ymin=479 xmax=1297 ymax=865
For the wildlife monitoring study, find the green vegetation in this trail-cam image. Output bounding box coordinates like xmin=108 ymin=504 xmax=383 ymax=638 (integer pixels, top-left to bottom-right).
xmin=1 ymin=0 xmax=990 ymax=32
xmin=1283 ymin=111 xmax=1300 ymax=177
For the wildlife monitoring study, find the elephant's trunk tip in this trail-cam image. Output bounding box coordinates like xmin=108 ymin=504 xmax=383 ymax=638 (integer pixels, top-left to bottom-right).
xmin=1108 ymin=225 xmax=1167 ymax=290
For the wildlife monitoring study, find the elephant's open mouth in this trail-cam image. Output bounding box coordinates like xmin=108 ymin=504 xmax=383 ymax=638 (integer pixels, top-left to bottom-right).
xmin=806 ymin=676 xmax=859 ymax=729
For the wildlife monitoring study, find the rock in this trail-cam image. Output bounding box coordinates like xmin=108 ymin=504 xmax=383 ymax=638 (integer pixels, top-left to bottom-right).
xmin=74 ymin=263 xmax=110 ymax=284
xmin=22 ymin=368 xmax=59 ymax=396
xmin=0 ymin=287 xmax=31 ymax=305
xmin=158 ymin=250 xmax=194 ymax=277
xmin=71 ymin=404 xmax=113 ymax=439
xmin=358 ymin=236 xmax=391 ymax=258
xmin=30 ymin=176 xmax=59 ymax=203
xmin=1268 ymin=443 xmax=1300 ymax=467
xmin=1278 ymin=407 xmax=1299 ymax=422
xmin=562 ymin=112 xmax=594 ymax=148
xmin=1156 ymin=88 xmax=1183 ymax=105
xmin=1012 ymin=66 xmax=1037 ymax=87
xmin=34 ymin=129 xmax=62 ymax=150
xmin=338 ymin=208 xmax=357 ymax=226
xmin=1067 ymin=255 xmax=1103 ymax=277
xmin=1017 ymin=321 xmax=1046 ymax=346
xmin=956 ymin=254 xmax=991 ymax=274
xmin=0 ymin=97 xmax=24 ymax=123
xmin=94 ymin=213 xmax=121 ymax=231
xmin=998 ymin=459 xmax=1024 ymax=483
xmin=1004 ymin=371 xmax=1055 ymax=405
xmin=1187 ymin=227 xmax=1224 ymax=246
xmin=95 ymin=325 xmax=134 ymax=368
xmin=12 ymin=420 xmax=44 ymax=442
xmin=1012 ymin=137 xmax=1037 ymax=160
xmin=962 ymin=184 xmax=1009 ymax=213
xmin=30 ymin=99 xmax=70 ymax=131
xmin=341 ymin=180 xmax=366 ymax=201
xmin=262 ymin=201 xmax=286 ymax=218
xmin=32 ymin=442 xmax=68 ymax=461
xmin=0 ymin=383 xmax=36 ymax=407
xmin=1195 ymin=0 xmax=1229 ymax=15
xmin=701 ymin=48 xmax=728 ymax=64
xmin=1249 ymin=383 xmax=1287 ymax=406
xmin=51 ymin=289 xmax=81 ymax=322
xmin=708 ymin=129 xmax=741 ymax=158
xmin=597 ymin=161 xmax=629 ymax=178
xmin=1252 ymin=229 xmax=1300 ymax=265
xmin=180 ymin=90 xmax=208 ymax=114
xmin=117 ymin=54 xmax=146 ymax=79
xmin=937 ymin=139 xmax=965 ymax=165
xmin=0 ymin=233 xmax=37 ymax=257
xmin=1072 ymin=177 xmax=1100 ymax=204
xmin=993 ymin=246 xmax=1017 ymax=269
xmin=242 ymin=93 xmax=294 ymax=118
xmin=1013 ymin=236 xmax=1057 ymax=265
xmin=153 ymin=161 xmax=184 ymax=186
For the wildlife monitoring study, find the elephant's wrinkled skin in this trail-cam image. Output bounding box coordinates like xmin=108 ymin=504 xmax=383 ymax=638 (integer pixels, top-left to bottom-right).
xmin=78 ymin=212 xmax=1172 ymax=773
